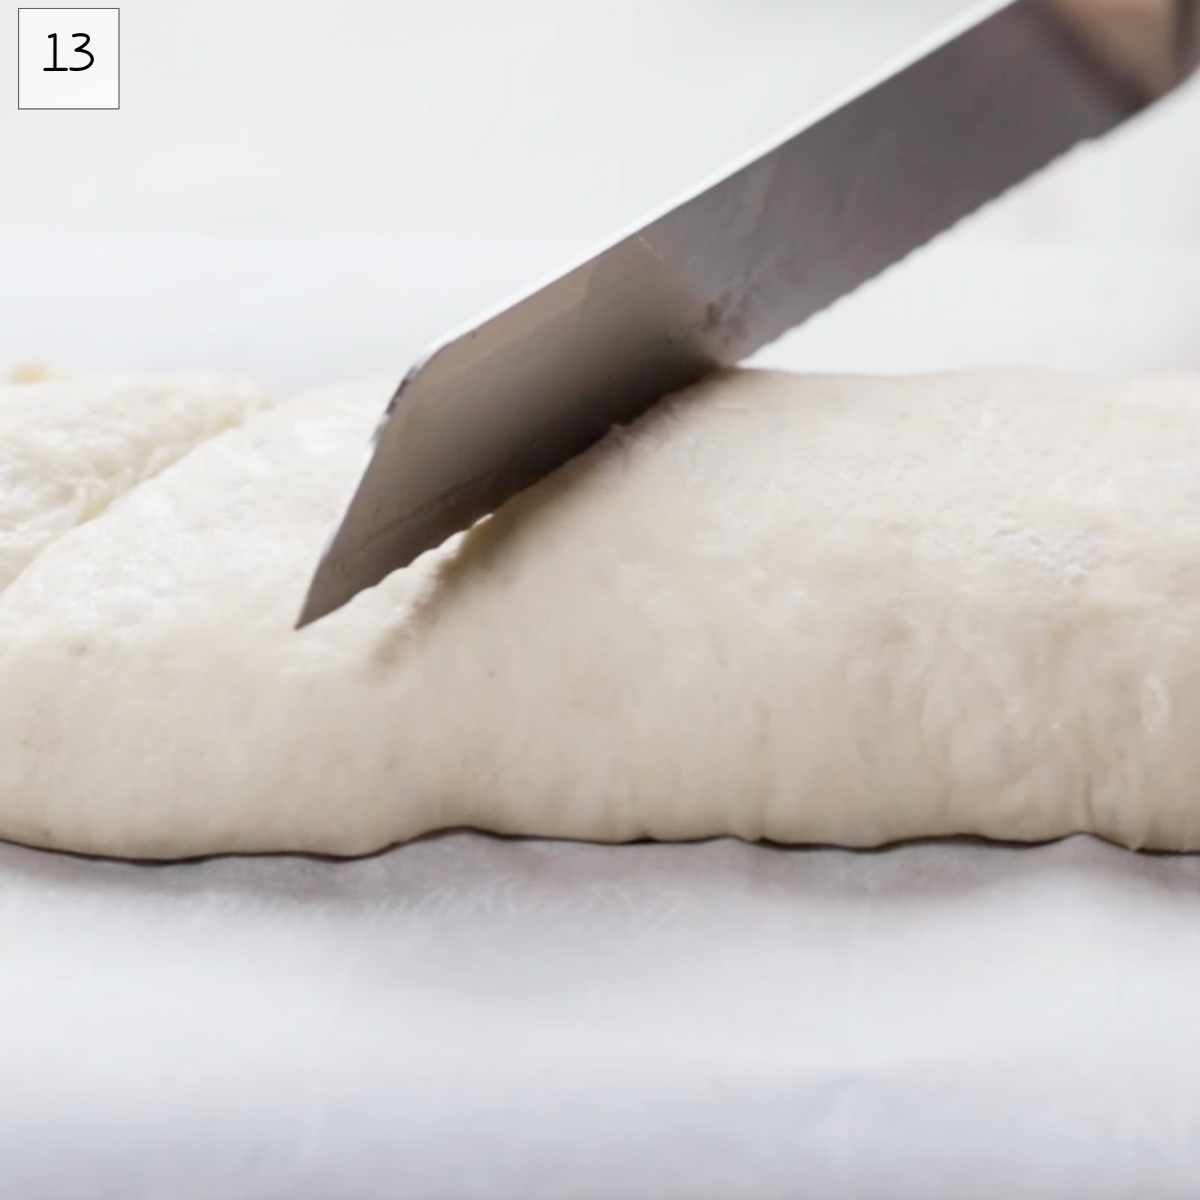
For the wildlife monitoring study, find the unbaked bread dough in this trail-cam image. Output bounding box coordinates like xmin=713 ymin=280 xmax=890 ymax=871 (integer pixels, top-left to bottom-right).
xmin=2 ymin=366 xmax=1200 ymax=859
xmin=0 ymin=371 xmax=268 ymax=591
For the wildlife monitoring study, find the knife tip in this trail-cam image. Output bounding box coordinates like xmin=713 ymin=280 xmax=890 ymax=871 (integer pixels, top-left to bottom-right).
xmin=294 ymin=581 xmax=341 ymax=630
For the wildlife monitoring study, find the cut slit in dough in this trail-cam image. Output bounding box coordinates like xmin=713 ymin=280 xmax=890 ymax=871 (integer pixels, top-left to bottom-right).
xmin=2 ymin=367 xmax=1200 ymax=859
xmin=0 ymin=371 xmax=270 ymax=593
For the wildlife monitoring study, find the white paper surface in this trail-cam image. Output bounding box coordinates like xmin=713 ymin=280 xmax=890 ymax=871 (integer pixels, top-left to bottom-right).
xmin=3 ymin=834 xmax=1200 ymax=1200
xmin=3 ymin=232 xmax=1200 ymax=1198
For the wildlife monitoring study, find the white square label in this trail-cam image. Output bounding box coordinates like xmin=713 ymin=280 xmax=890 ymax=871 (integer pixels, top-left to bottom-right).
xmin=18 ymin=8 xmax=120 ymax=110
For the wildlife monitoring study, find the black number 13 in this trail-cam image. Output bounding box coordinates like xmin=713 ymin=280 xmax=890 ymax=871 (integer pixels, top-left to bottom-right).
xmin=44 ymin=32 xmax=94 ymax=73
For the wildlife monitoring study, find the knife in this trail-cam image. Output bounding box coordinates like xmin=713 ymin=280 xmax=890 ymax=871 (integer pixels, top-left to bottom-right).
xmin=298 ymin=0 xmax=1200 ymax=627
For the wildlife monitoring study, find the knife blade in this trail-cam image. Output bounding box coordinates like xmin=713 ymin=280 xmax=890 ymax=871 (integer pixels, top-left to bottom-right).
xmin=299 ymin=0 xmax=1199 ymax=627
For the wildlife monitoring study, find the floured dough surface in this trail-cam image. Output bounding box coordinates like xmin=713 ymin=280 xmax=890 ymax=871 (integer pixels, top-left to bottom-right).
xmin=0 ymin=371 xmax=269 ymax=590
xmin=2 ymin=367 xmax=1200 ymax=858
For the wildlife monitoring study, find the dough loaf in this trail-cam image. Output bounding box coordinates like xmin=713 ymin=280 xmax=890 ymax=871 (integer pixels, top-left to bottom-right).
xmin=2 ymin=367 xmax=1199 ymax=858
xmin=0 ymin=371 xmax=268 ymax=591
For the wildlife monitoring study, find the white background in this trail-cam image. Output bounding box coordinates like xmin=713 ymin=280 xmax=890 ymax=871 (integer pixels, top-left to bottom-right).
xmin=0 ymin=0 xmax=1198 ymax=391
xmin=0 ymin=0 xmax=1195 ymax=242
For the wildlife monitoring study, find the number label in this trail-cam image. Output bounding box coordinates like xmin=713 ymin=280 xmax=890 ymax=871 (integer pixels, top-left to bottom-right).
xmin=44 ymin=32 xmax=94 ymax=72
xmin=17 ymin=8 xmax=121 ymax=111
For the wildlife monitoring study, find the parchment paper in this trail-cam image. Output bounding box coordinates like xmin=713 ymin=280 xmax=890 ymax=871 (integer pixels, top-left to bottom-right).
xmin=3 ymin=834 xmax=1200 ymax=1199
